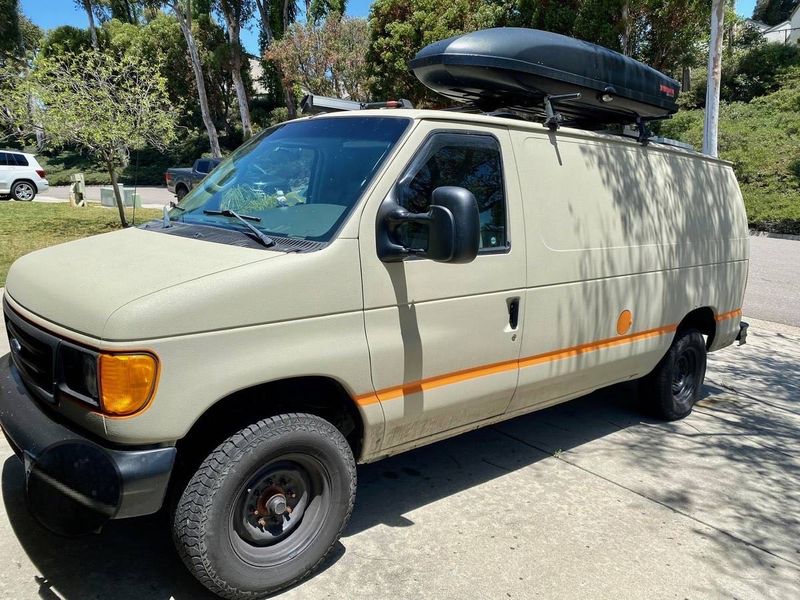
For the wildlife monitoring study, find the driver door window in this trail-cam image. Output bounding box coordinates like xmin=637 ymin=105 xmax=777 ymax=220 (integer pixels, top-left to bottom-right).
xmin=397 ymin=133 xmax=507 ymax=252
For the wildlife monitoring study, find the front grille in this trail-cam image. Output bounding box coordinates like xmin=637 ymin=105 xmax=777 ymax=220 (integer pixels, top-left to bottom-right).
xmin=4 ymin=309 xmax=57 ymax=400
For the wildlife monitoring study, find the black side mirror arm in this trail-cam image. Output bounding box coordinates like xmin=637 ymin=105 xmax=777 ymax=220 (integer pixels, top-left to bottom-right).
xmin=376 ymin=194 xmax=433 ymax=262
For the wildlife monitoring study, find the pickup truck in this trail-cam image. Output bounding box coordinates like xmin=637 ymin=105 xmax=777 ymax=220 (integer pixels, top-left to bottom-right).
xmin=165 ymin=157 xmax=221 ymax=200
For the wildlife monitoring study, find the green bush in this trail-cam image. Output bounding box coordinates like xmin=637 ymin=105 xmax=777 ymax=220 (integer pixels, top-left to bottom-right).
xmin=662 ymin=66 xmax=800 ymax=235
xmin=683 ymin=42 xmax=800 ymax=107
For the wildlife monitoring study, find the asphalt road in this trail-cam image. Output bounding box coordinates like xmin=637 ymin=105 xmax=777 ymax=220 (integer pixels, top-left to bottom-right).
xmin=743 ymin=235 xmax=800 ymax=327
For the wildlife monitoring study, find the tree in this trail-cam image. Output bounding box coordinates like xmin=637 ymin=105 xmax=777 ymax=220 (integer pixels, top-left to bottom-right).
xmin=253 ymin=0 xmax=343 ymax=118
xmin=266 ymin=13 xmax=370 ymax=102
xmin=167 ymin=0 xmax=222 ymax=156
xmin=75 ymin=0 xmax=100 ymax=48
xmin=0 ymin=0 xmax=22 ymax=56
xmin=215 ymin=0 xmax=254 ymax=138
xmin=753 ymin=0 xmax=798 ymax=25
xmin=367 ymin=0 xmax=510 ymax=106
xmin=23 ymin=49 xmax=177 ymax=226
xmin=515 ymin=0 xmax=710 ymax=77
xmin=95 ymin=0 xmax=145 ymax=23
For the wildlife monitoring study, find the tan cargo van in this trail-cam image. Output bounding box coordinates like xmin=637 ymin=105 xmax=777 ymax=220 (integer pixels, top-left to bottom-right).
xmin=1 ymin=108 xmax=748 ymax=597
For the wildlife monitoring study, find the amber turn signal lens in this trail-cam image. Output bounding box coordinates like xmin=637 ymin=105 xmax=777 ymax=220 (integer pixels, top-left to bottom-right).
xmin=98 ymin=353 xmax=158 ymax=416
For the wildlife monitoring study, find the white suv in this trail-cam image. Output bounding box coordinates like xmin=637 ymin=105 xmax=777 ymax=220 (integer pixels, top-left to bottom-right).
xmin=0 ymin=150 xmax=49 ymax=201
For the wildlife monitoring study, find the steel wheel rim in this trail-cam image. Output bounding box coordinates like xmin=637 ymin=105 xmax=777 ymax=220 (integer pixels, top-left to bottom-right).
xmin=228 ymin=453 xmax=331 ymax=568
xmin=15 ymin=183 xmax=34 ymax=200
xmin=671 ymin=346 xmax=699 ymax=409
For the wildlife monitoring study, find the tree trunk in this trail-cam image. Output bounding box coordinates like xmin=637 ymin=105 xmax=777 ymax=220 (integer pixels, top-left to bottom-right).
xmin=702 ymin=0 xmax=726 ymax=158
xmin=224 ymin=16 xmax=253 ymax=138
xmin=284 ymin=83 xmax=297 ymax=118
xmin=108 ymin=163 xmax=129 ymax=228
xmin=82 ymin=0 xmax=99 ymax=49
xmin=173 ymin=2 xmax=222 ymax=158
xmin=255 ymin=0 xmax=273 ymax=47
xmin=621 ymin=1 xmax=632 ymax=56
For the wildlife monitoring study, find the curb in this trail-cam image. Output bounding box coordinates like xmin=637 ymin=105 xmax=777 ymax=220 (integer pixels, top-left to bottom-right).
xmin=749 ymin=230 xmax=800 ymax=242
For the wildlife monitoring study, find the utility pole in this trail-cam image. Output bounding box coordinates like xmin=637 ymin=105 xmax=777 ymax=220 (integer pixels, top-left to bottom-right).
xmin=703 ymin=0 xmax=726 ymax=157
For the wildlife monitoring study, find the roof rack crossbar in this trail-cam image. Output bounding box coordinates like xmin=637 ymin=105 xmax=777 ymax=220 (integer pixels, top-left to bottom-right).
xmin=300 ymin=94 xmax=414 ymax=115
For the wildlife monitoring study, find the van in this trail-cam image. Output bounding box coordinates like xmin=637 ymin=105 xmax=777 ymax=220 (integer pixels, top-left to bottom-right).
xmin=0 ymin=150 xmax=49 ymax=201
xmin=0 ymin=108 xmax=748 ymax=597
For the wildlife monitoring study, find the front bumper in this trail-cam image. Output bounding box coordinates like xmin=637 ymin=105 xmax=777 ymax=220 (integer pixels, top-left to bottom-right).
xmin=0 ymin=354 xmax=175 ymax=534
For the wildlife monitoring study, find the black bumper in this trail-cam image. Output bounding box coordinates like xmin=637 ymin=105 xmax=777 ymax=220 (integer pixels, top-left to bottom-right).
xmin=0 ymin=354 xmax=175 ymax=534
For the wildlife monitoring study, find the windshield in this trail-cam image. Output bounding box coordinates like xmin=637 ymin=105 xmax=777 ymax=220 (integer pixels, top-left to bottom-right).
xmin=173 ymin=116 xmax=411 ymax=243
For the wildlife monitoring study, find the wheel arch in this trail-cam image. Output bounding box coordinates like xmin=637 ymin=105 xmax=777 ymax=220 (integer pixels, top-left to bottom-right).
xmin=12 ymin=178 xmax=38 ymax=194
xmin=172 ymin=375 xmax=366 ymax=488
xmin=676 ymin=306 xmax=716 ymax=349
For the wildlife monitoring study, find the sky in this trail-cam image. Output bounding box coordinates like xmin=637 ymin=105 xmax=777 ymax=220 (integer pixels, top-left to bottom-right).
xmin=20 ymin=0 xmax=759 ymax=56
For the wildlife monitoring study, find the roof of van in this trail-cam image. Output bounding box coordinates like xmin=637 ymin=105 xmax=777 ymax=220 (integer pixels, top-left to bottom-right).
xmin=304 ymin=108 xmax=730 ymax=166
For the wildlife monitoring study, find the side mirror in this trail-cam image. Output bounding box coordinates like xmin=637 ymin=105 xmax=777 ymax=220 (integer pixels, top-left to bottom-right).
xmin=377 ymin=186 xmax=480 ymax=263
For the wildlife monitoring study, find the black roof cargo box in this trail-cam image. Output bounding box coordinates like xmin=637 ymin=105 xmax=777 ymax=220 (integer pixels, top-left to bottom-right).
xmin=410 ymin=28 xmax=680 ymax=126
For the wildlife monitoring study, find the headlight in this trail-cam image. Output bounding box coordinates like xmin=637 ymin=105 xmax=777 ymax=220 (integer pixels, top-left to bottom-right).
xmin=57 ymin=345 xmax=158 ymax=417
xmin=98 ymin=353 xmax=159 ymax=417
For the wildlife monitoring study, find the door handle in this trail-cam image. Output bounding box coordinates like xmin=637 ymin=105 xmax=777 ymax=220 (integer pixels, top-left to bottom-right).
xmin=507 ymin=297 xmax=520 ymax=329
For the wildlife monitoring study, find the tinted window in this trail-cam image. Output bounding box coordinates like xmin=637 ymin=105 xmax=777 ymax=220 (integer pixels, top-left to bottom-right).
xmin=397 ymin=133 xmax=507 ymax=251
xmin=0 ymin=153 xmax=7 ymax=166
xmin=196 ymin=160 xmax=209 ymax=174
xmin=11 ymin=153 xmax=28 ymax=166
xmin=175 ymin=117 xmax=410 ymax=242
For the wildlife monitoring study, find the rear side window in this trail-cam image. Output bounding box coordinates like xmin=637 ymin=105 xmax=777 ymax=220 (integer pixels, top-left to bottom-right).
xmin=396 ymin=132 xmax=507 ymax=252
xmin=0 ymin=153 xmax=7 ymax=166
xmin=196 ymin=160 xmax=209 ymax=174
xmin=11 ymin=153 xmax=28 ymax=166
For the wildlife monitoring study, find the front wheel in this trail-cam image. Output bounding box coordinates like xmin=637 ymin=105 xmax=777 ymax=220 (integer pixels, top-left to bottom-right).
xmin=11 ymin=180 xmax=36 ymax=201
xmin=639 ymin=328 xmax=707 ymax=421
xmin=173 ymin=413 xmax=356 ymax=600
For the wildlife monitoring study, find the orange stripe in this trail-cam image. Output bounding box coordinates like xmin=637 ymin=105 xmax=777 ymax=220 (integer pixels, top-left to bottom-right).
xmin=715 ymin=308 xmax=742 ymax=322
xmin=518 ymin=323 xmax=677 ymax=369
xmin=355 ymin=322 xmax=678 ymax=407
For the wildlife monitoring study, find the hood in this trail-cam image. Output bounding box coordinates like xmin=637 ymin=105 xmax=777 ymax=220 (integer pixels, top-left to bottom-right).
xmin=5 ymin=227 xmax=282 ymax=338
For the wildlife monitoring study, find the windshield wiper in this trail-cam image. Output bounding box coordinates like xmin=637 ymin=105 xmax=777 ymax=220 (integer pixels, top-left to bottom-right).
xmin=203 ymin=209 xmax=276 ymax=248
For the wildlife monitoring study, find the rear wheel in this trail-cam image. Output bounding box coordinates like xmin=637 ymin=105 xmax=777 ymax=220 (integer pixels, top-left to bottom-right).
xmin=639 ymin=329 xmax=707 ymax=420
xmin=11 ymin=180 xmax=36 ymax=201
xmin=175 ymin=185 xmax=188 ymax=201
xmin=172 ymin=413 xmax=356 ymax=600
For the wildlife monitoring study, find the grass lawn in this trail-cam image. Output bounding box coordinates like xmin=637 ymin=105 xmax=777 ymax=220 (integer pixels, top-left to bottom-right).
xmin=0 ymin=202 xmax=163 ymax=287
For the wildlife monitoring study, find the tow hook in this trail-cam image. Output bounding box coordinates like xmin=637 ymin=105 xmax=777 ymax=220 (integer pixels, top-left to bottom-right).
xmin=736 ymin=321 xmax=749 ymax=346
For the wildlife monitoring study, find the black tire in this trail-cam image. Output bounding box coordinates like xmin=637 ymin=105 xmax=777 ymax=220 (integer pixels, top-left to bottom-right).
xmin=172 ymin=413 xmax=356 ymax=600
xmin=11 ymin=180 xmax=36 ymax=201
xmin=639 ymin=329 xmax=707 ymax=421
xmin=175 ymin=185 xmax=188 ymax=201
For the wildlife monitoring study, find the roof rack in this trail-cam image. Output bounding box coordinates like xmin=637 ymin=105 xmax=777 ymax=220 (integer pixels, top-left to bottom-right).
xmin=300 ymin=94 xmax=414 ymax=115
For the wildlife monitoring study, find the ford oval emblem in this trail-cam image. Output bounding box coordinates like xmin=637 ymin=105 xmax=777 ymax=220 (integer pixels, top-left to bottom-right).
xmin=9 ymin=338 xmax=22 ymax=354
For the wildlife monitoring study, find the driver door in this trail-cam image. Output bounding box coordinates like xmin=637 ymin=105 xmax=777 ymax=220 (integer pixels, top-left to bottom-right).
xmin=358 ymin=122 xmax=526 ymax=450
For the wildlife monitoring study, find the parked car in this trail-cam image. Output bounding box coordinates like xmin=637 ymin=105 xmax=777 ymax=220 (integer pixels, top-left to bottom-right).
xmin=0 ymin=150 xmax=49 ymax=201
xmin=1 ymin=29 xmax=749 ymax=600
xmin=165 ymin=157 xmax=221 ymax=201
